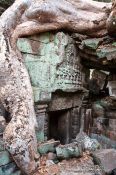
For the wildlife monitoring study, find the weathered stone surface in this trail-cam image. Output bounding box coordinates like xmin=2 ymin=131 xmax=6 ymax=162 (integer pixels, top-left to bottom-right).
xmin=35 ymin=112 xmax=45 ymax=142
xmin=77 ymin=36 xmax=116 ymax=71
xmin=38 ymin=140 xmax=60 ymax=155
xmin=71 ymin=107 xmax=81 ymax=140
xmin=35 ymin=104 xmax=49 ymax=142
xmin=92 ymin=149 xmax=116 ymax=174
xmin=106 ymin=111 xmax=116 ymax=119
xmin=0 ymin=116 xmax=6 ymax=134
xmin=0 ymin=162 xmax=21 ymax=175
xmin=59 ymin=155 xmax=103 ymax=175
xmin=91 ymin=70 xmax=108 ymax=90
xmin=92 ymin=102 xmax=104 ymax=118
xmin=75 ymin=132 xmax=101 ymax=151
xmin=82 ymin=38 xmax=103 ymax=50
xmin=109 ymin=119 xmax=116 ymax=132
xmin=0 ymin=138 xmax=5 ymax=151
xmin=97 ymin=47 xmax=116 ymax=60
xmin=48 ymin=91 xmax=86 ymax=111
xmin=18 ymin=32 xmax=84 ymax=103
xmin=100 ymin=97 xmax=116 ymax=109
xmin=107 ymin=81 xmax=116 ymax=97
xmin=17 ymin=38 xmax=41 ymax=55
xmin=56 ymin=143 xmax=82 ymax=159
xmin=47 ymin=152 xmax=57 ymax=161
xmin=0 ymin=151 xmax=12 ymax=166
xmin=90 ymin=134 xmax=116 ymax=149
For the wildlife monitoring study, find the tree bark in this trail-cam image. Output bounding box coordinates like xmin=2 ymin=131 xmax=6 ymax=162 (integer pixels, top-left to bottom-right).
xmin=107 ymin=0 xmax=116 ymax=36
xmin=0 ymin=0 xmax=113 ymax=174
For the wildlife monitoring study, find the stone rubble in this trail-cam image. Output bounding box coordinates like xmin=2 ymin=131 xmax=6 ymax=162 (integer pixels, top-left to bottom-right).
xmin=0 ymin=120 xmax=115 ymax=175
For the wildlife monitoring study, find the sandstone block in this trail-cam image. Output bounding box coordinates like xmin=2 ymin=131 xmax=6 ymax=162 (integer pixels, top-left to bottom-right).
xmin=92 ymin=149 xmax=116 ymax=174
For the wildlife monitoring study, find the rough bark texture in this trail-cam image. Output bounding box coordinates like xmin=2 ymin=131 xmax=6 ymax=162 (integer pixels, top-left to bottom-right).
xmin=0 ymin=0 xmax=114 ymax=174
xmin=107 ymin=0 xmax=116 ymax=35
xmin=0 ymin=29 xmax=38 ymax=174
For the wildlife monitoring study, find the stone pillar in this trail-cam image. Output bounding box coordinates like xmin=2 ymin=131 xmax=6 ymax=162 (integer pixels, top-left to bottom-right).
xmin=35 ymin=104 xmax=49 ymax=142
xmin=44 ymin=112 xmax=49 ymax=140
xmin=71 ymin=107 xmax=81 ymax=141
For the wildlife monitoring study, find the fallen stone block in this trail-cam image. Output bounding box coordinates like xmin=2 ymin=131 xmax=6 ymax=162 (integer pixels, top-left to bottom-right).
xmin=47 ymin=152 xmax=57 ymax=161
xmin=59 ymin=155 xmax=103 ymax=175
xmin=0 ymin=162 xmax=21 ymax=175
xmin=92 ymin=149 xmax=116 ymax=174
xmin=36 ymin=130 xmax=45 ymax=143
xmin=82 ymin=38 xmax=103 ymax=50
xmin=90 ymin=134 xmax=116 ymax=149
xmin=56 ymin=143 xmax=82 ymax=159
xmin=0 ymin=151 xmax=12 ymax=166
xmin=38 ymin=140 xmax=60 ymax=155
xmin=75 ymin=132 xmax=101 ymax=151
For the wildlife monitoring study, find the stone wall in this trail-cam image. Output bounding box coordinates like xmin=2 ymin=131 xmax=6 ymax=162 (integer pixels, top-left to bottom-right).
xmin=75 ymin=35 xmax=116 ymax=147
xmin=17 ymin=32 xmax=86 ymax=143
xmin=17 ymin=32 xmax=85 ymax=103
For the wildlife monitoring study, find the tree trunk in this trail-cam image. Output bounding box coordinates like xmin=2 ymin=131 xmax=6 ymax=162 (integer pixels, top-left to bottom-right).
xmin=106 ymin=0 xmax=116 ymax=36
xmin=0 ymin=27 xmax=38 ymax=175
xmin=0 ymin=0 xmax=113 ymax=174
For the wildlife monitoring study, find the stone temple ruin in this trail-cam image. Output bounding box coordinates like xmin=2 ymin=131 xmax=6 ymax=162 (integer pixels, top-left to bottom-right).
xmin=16 ymin=32 xmax=116 ymax=147
xmin=0 ymin=31 xmax=116 ymax=174
xmin=17 ymin=32 xmax=86 ymax=144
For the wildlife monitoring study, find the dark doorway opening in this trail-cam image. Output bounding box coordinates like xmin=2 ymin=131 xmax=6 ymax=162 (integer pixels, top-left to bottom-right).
xmin=48 ymin=109 xmax=71 ymax=145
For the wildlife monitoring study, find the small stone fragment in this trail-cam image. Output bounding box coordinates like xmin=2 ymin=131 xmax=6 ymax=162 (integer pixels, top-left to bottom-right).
xmin=47 ymin=152 xmax=57 ymax=161
xmin=0 ymin=162 xmax=18 ymax=175
xmin=0 ymin=151 xmax=12 ymax=166
xmin=46 ymin=160 xmax=55 ymax=166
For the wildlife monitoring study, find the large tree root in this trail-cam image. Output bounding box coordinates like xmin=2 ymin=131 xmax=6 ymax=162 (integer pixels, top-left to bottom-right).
xmin=0 ymin=34 xmax=38 ymax=174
